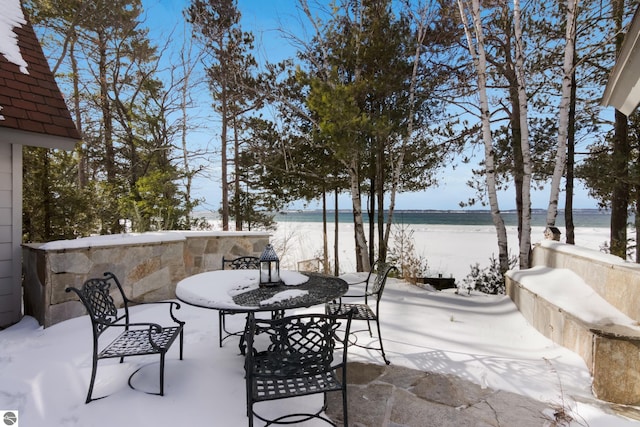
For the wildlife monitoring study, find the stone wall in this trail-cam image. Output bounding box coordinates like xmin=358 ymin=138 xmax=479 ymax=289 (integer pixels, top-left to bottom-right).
xmin=506 ymin=241 xmax=640 ymax=405
xmin=530 ymin=241 xmax=640 ymax=320
xmin=22 ymin=231 xmax=270 ymax=327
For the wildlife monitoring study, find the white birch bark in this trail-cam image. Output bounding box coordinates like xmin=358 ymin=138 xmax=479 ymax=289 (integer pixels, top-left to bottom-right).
xmin=546 ymin=0 xmax=578 ymax=227
xmin=457 ymin=0 xmax=509 ymax=272
xmin=383 ymin=5 xmax=429 ymax=253
xmin=512 ymin=0 xmax=532 ymax=268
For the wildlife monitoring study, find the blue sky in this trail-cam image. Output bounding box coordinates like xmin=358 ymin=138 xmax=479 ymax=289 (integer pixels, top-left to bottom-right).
xmin=141 ymin=0 xmax=606 ymax=211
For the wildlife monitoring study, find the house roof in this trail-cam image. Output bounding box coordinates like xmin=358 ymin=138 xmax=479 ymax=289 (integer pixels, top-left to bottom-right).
xmin=602 ymin=6 xmax=640 ymax=116
xmin=0 ymin=7 xmax=80 ymax=147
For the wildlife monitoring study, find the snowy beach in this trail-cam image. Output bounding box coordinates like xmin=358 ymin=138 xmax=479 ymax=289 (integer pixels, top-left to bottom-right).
xmin=272 ymin=220 xmax=612 ymax=282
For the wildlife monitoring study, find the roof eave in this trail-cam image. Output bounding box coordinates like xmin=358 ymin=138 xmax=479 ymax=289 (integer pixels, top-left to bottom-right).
xmin=602 ymin=6 xmax=640 ymax=116
xmin=0 ymin=127 xmax=78 ymax=150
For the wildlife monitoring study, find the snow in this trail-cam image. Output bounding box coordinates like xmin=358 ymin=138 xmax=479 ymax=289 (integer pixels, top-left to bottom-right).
xmin=1 ymin=276 xmax=639 ymax=425
xmin=509 ymin=266 xmax=640 ymax=328
xmin=2 ymin=223 xmax=639 ymax=425
xmin=0 ymin=0 xmax=29 ymax=74
xmin=540 ymin=239 xmax=640 ymax=269
xmin=175 ymin=269 xmax=310 ymax=310
xmin=36 ymin=230 xmax=270 ymax=250
xmin=259 ymin=289 xmax=308 ymax=306
xmin=38 ymin=232 xmax=186 ymax=250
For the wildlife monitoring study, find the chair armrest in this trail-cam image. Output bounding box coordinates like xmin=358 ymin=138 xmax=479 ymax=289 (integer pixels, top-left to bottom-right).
xmin=335 ymin=290 xmax=373 ymax=305
xmin=127 ymin=300 xmax=183 ymax=324
xmin=99 ymin=320 xmax=163 ymax=332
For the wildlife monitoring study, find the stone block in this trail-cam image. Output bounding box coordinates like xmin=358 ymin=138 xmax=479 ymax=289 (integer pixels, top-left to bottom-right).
xmin=128 ymin=257 xmax=162 ymax=283
xmin=562 ymin=315 xmax=594 ymax=369
xmin=48 ymin=300 xmax=86 ymax=327
xmin=48 ymin=251 xmax=91 ymax=274
xmin=131 ymin=267 xmax=171 ymax=300
xmin=50 ymin=273 xmax=85 ymax=304
xmin=92 ymin=247 xmax=125 ymax=264
xmin=593 ymin=335 xmax=640 ymax=405
xmin=205 ymin=238 xmax=221 ymax=254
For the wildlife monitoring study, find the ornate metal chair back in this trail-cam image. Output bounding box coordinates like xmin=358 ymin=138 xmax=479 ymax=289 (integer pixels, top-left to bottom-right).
xmin=67 ymin=273 xmax=128 ymax=337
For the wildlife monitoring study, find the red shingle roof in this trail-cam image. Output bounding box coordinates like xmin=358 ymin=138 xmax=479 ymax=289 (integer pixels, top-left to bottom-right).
xmin=0 ymin=11 xmax=81 ymax=141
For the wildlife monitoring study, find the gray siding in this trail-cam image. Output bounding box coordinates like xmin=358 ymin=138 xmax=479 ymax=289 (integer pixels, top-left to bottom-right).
xmin=0 ymin=142 xmax=21 ymax=327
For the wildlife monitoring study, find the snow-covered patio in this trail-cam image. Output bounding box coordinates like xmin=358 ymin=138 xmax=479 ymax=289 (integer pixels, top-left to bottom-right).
xmin=1 ymin=274 xmax=638 ymax=426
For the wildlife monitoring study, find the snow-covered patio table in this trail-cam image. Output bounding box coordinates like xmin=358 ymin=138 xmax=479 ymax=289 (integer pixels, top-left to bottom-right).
xmin=175 ymin=270 xmax=348 ymax=353
xmin=176 ymin=270 xmax=348 ymax=311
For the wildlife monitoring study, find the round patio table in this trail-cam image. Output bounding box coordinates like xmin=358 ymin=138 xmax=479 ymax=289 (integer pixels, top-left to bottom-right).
xmin=175 ymin=269 xmax=348 ymax=353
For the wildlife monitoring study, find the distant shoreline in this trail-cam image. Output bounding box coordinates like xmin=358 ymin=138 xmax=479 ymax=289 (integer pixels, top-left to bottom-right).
xmin=195 ymin=208 xmax=614 ymax=228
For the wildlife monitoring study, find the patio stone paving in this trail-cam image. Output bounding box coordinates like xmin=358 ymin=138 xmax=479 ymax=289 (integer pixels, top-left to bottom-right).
xmin=327 ymin=361 xmax=564 ymax=427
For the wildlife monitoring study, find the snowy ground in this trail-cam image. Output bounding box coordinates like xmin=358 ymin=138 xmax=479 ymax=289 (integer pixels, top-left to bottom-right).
xmin=1 ymin=274 xmax=639 ymax=426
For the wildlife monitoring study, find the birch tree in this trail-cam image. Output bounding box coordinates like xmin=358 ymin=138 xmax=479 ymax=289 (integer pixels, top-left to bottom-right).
xmin=457 ymin=0 xmax=509 ymax=273
xmin=512 ymin=0 xmax=532 ymax=268
xmin=546 ymin=0 xmax=578 ymax=228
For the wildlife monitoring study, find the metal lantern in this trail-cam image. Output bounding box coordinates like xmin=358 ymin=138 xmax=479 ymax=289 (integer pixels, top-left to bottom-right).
xmin=259 ymin=244 xmax=280 ymax=286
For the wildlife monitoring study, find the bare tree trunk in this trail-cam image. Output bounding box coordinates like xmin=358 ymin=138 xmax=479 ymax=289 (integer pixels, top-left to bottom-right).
xmin=369 ymin=173 xmax=376 ymax=263
xmin=233 ymin=116 xmax=242 ymax=231
xmin=509 ymin=84 xmax=524 ymax=240
xmin=99 ymin=32 xmax=114 ymax=185
xmin=221 ymin=86 xmax=229 ymax=231
xmin=98 ymin=30 xmax=119 ymax=233
xmin=458 ymin=0 xmax=509 ymax=272
xmin=565 ymin=67 xmax=577 ymax=244
xmin=179 ymin=39 xmax=196 ymax=227
xmin=349 ymin=157 xmax=370 ymax=272
xmin=610 ymin=0 xmax=630 ymax=258
xmin=322 ymin=189 xmax=329 ymax=274
xmin=547 ymin=0 xmax=577 ymax=228
xmin=69 ymin=36 xmax=86 ymax=189
xmin=383 ymin=4 xmax=429 ymax=260
xmin=611 ymin=109 xmax=630 ymax=257
xmin=513 ymin=0 xmax=532 ymax=269
xmin=334 ymin=189 xmax=340 ymax=276
xmin=376 ymin=136 xmax=385 ymax=263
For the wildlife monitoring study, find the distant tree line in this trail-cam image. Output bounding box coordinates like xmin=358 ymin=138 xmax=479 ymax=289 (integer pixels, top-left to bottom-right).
xmin=23 ymin=0 xmax=640 ymax=273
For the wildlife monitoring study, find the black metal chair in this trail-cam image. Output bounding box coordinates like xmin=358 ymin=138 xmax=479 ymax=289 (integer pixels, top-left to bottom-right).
xmin=66 ymin=272 xmax=184 ymax=403
xmin=326 ymin=262 xmax=396 ymax=365
xmin=244 ymin=311 xmax=354 ymax=427
xmin=219 ymin=256 xmax=261 ymax=347
xmin=344 ymin=259 xmax=383 ymax=287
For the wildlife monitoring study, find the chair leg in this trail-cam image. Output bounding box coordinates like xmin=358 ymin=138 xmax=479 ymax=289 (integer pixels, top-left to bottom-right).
xmin=247 ymin=386 xmax=254 ymax=427
xmin=219 ymin=311 xmax=225 ymax=348
xmin=342 ymin=387 xmax=349 ymax=427
xmin=375 ymin=318 xmax=390 ymax=365
xmin=86 ymin=357 xmax=98 ymax=404
xmin=179 ymin=330 xmax=184 ymax=360
xmin=159 ymin=353 xmax=166 ymax=396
